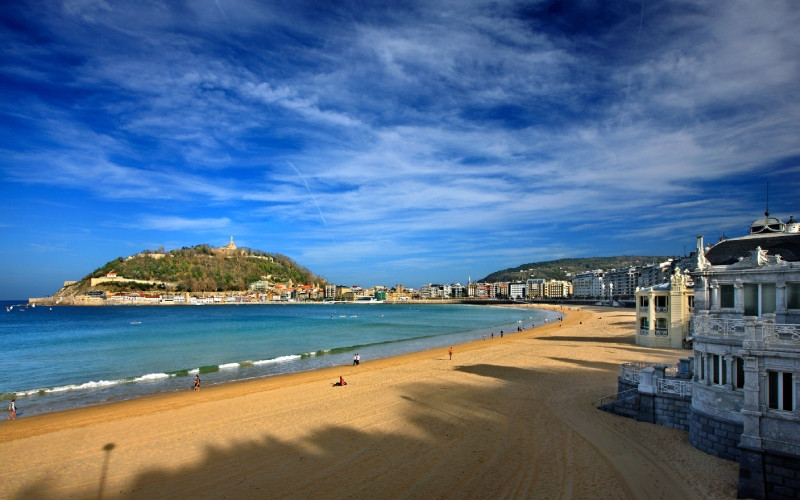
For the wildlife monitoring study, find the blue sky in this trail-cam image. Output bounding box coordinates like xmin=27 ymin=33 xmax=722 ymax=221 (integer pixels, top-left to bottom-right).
xmin=1 ymin=1 xmax=799 ymax=300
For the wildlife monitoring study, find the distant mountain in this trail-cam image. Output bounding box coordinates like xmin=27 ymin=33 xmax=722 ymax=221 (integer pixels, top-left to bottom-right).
xmin=479 ymin=256 xmax=674 ymax=282
xmin=58 ymin=244 xmax=325 ymax=296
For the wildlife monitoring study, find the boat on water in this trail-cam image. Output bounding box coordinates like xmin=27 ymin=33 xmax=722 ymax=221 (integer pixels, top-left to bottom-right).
xmin=355 ymin=296 xmax=384 ymax=304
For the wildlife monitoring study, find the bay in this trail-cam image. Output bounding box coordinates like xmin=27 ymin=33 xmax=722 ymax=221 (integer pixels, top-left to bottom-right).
xmin=0 ymin=301 xmax=559 ymax=417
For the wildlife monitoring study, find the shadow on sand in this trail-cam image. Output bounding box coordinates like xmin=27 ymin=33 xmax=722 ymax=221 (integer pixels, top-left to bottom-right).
xmin=10 ymin=361 xmax=598 ymax=499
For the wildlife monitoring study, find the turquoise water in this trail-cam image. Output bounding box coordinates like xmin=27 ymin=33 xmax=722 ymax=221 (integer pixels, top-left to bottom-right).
xmin=0 ymin=301 xmax=558 ymax=416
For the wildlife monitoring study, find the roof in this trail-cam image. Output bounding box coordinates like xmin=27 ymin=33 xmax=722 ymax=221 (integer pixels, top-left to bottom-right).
xmin=704 ymin=233 xmax=800 ymax=265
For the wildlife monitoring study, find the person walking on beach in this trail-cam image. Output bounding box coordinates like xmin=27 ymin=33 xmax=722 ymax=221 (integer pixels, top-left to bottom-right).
xmin=449 ymin=346 xmax=453 ymax=360
xmin=7 ymin=399 xmax=16 ymax=420
xmin=194 ymin=375 xmax=201 ymax=391
xmin=353 ymin=353 xmax=360 ymax=366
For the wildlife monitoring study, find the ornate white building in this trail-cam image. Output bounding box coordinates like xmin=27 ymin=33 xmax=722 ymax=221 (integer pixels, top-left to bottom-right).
xmin=635 ymin=269 xmax=694 ymax=348
xmin=689 ymin=211 xmax=800 ymax=498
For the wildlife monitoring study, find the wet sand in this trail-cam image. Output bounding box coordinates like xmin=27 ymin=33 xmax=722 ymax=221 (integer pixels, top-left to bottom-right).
xmin=0 ymin=305 xmax=738 ymax=499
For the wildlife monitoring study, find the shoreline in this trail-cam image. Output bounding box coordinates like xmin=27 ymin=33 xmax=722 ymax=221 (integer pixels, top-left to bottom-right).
xmin=0 ymin=305 xmax=738 ymax=498
xmin=1 ymin=302 xmax=554 ymax=419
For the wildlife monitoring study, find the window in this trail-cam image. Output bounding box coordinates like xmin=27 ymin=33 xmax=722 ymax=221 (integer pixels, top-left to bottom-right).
xmin=788 ymin=283 xmax=800 ymax=310
xmin=655 ymin=296 xmax=668 ymax=310
xmin=687 ymin=296 xmax=694 ymax=310
xmin=640 ymin=296 xmax=649 ymax=308
xmin=640 ymin=317 xmax=649 ymax=328
xmin=735 ymin=357 xmax=745 ymax=389
xmin=720 ymin=285 xmax=734 ymax=308
xmin=744 ymin=283 xmax=777 ymax=316
xmin=768 ymin=371 xmax=794 ymax=411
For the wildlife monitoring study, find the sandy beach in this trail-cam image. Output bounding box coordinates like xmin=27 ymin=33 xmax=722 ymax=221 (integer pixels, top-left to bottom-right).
xmin=0 ymin=306 xmax=738 ymax=499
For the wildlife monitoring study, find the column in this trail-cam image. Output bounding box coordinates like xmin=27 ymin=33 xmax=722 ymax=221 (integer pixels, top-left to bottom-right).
xmin=638 ymin=367 xmax=655 ymax=394
xmin=776 ymin=282 xmax=787 ymax=323
xmin=734 ymin=279 xmax=744 ymax=314
xmin=710 ymin=281 xmax=720 ymax=312
xmin=725 ymin=355 xmax=735 ymax=389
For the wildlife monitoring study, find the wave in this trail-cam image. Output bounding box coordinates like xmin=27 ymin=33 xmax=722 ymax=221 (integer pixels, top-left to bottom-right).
xmin=252 ymin=354 xmax=301 ymax=365
xmin=3 ymin=330 xmax=492 ymax=402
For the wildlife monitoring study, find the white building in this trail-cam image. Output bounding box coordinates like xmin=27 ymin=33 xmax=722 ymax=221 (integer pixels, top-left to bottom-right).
xmin=572 ymin=270 xmax=604 ymax=298
xmin=638 ymin=260 xmax=674 ymax=289
xmin=605 ymin=266 xmax=639 ymax=299
xmin=635 ymin=269 xmax=694 ymax=348
xmin=508 ymin=282 xmax=526 ymax=299
xmin=689 ymin=211 xmax=800 ymax=498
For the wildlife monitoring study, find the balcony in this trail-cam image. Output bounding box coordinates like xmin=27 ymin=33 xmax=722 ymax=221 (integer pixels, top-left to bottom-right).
xmin=639 ymin=328 xmax=649 ymax=336
xmin=694 ymin=315 xmax=800 ymax=349
xmin=655 ymin=328 xmax=669 ymax=337
xmin=763 ymin=322 xmax=800 ymax=347
xmin=655 ymin=306 xmax=668 ymax=313
xmin=693 ymin=316 xmax=745 ymax=338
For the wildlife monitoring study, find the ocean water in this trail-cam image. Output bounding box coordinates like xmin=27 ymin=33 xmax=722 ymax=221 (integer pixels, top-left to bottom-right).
xmin=0 ymin=301 xmax=559 ymax=417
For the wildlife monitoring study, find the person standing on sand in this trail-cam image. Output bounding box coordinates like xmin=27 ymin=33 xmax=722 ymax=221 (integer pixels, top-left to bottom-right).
xmin=449 ymin=346 xmax=453 ymax=360
xmin=194 ymin=375 xmax=201 ymax=391
xmin=7 ymin=399 xmax=16 ymax=420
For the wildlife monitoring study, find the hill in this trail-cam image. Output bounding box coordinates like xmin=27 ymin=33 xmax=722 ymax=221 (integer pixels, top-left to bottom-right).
xmin=479 ymin=256 xmax=674 ymax=282
xmin=58 ymin=244 xmax=325 ymax=296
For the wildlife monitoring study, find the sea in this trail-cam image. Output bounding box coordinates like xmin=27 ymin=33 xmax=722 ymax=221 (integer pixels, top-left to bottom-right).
xmin=0 ymin=300 xmax=559 ymax=417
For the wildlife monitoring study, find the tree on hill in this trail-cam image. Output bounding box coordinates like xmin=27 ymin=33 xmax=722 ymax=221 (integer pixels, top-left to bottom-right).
xmin=78 ymin=245 xmax=324 ymax=293
xmin=479 ymin=256 xmax=674 ymax=282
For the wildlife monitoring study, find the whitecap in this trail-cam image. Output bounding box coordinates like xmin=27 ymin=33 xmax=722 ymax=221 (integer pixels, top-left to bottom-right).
xmin=133 ymin=373 xmax=171 ymax=382
xmin=252 ymin=354 xmax=301 ymax=365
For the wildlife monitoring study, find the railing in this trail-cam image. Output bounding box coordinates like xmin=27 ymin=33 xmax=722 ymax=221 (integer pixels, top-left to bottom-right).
xmin=592 ymin=388 xmax=639 ymax=407
xmin=763 ymin=322 xmax=800 ymax=347
xmin=657 ymin=378 xmax=692 ymax=397
xmin=620 ymin=362 xmax=677 ymax=383
xmin=693 ymin=316 xmax=745 ymax=338
xmin=655 ymin=328 xmax=669 ymax=337
xmin=655 ymin=306 xmax=668 ymax=313
xmin=639 ymin=328 xmax=649 ymax=336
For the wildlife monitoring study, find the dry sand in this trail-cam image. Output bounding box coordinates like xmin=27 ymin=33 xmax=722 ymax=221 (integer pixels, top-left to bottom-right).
xmin=0 ymin=306 xmax=738 ymax=499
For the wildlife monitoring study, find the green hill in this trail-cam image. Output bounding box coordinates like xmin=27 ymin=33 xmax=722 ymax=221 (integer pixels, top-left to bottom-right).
xmin=63 ymin=244 xmax=324 ymax=295
xmin=480 ymin=256 xmax=674 ymax=282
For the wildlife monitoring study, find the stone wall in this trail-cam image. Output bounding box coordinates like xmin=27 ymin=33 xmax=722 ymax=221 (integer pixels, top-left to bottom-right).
xmin=739 ymin=446 xmax=800 ymax=499
xmin=653 ymin=392 xmax=691 ymax=430
xmin=688 ymin=406 xmax=742 ymax=462
xmin=601 ymin=377 xmax=691 ymax=431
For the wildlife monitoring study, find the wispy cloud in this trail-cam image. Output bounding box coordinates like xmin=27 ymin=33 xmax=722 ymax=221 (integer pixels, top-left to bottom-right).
xmin=1 ymin=0 xmax=799 ymax=296
xmin=134 ymin=216 xmax=231 ymax=232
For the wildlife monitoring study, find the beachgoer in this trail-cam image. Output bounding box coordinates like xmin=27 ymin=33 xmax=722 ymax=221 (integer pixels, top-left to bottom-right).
xmin=353 ymin=354 xmax=358 ymax=366
xmin=7 ymin=399 xmax=16 ymax=420
xmin=194 ymin=375 xmax=201 ymax=391
xmin=356 ymin=353 xmax=360 ymax=365
xmin=335 ymin=376 xmax=347 ymax=386
xmin=449 ymin=346 xmax=453 ymax=360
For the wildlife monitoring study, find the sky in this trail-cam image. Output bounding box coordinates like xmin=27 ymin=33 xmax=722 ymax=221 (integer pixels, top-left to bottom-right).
xmin=1 ymin=1 xmax=799 ymax=300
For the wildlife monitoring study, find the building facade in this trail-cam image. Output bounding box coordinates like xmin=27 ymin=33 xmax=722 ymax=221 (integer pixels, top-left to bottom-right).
xmin=635 ymin=268 xmax=694 ymax=348
xmin=689 ymin=213 xmax=800 ymax=499
xmin=573 ymin=270 xmax=604 ymax=298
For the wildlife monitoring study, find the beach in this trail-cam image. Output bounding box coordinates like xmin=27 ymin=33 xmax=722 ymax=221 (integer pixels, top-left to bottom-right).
xmin=0 ymin=306 xmax=738 ymax=499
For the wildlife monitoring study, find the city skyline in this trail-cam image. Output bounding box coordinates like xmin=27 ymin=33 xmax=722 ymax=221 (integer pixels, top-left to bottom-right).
xmin=2 ymin=1 xmax=799 ymax=300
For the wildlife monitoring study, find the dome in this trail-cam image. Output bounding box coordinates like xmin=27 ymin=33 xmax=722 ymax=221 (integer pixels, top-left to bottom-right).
xmin=749 ymin=212 xmax=785 ymax=234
